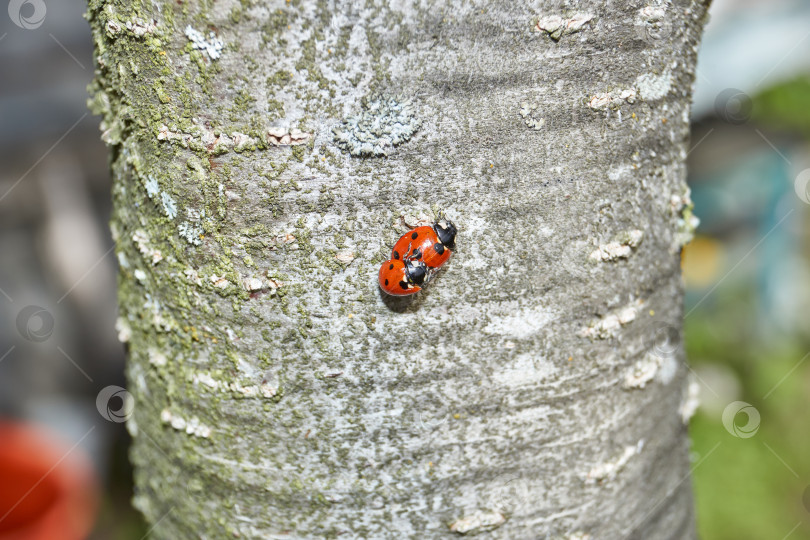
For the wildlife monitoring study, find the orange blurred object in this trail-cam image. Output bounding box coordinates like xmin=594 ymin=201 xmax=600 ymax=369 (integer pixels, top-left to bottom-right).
xmin=681 ymin=234 xmax=725 ymax=288
xmin=0 ymin=421 xmax=99 ymax=540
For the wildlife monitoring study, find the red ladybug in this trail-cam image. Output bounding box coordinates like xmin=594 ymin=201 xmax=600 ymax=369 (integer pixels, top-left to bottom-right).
xmin=378 ymin=258 xmax=429 ymax=296
xmin=391 ymin=218 xmax=457 ymax=269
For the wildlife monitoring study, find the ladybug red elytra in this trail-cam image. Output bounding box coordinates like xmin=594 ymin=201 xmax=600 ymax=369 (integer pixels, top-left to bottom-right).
xmin=390 ymin=218 xmax=457 ymax=269
xmin=378 ymin=258 xmax=429 ymax=296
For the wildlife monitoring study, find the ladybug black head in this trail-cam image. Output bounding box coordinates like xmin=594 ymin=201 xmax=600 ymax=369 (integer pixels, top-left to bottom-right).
xmin=405 ymin=259 xmax=428 ymax=285
xmin=433 ymin=219 xmax=457 ymax=249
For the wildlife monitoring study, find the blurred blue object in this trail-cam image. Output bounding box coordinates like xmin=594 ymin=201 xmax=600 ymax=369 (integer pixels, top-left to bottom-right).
xmin=687 ymin=133 xmax=804 ymax=337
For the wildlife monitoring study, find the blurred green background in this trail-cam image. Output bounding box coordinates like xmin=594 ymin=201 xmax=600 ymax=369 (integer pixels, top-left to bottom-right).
xmin=686 ymin=77 xmax=810 ymax=539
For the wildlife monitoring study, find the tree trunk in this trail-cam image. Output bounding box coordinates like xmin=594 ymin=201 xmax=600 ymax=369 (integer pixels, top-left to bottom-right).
xmin=88 ymin=0 xmax=709 ymax=537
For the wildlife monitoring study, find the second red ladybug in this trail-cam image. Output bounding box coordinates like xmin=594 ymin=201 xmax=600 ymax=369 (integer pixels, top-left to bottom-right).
xmin=390 ymin=218 xmax=457 ymax=269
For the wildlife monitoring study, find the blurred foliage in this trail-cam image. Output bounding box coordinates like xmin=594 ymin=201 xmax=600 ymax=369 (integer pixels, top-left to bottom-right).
xmin=686 ymin=287 xmax=810 ymax=539
xmin=753 ymin=76 xmax=810 ymax=135
xmin=687 ymin=69 xmax=810 ymax=538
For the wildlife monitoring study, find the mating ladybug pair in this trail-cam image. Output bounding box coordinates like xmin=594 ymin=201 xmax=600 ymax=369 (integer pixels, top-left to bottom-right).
xmin=378 ymin=218 xmax=457 ymax=296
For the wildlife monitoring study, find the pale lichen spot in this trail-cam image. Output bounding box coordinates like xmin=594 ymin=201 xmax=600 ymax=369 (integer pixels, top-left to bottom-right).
xmin=448 ymin=510 xmax=506 ymax=535
xmin=583 ymin=440 xmax=644 ymax=484
xmin=493 ymin=353 xmax=557 ymax=387
xmin=588 ymin=88 xmax=637 ymax=111
xmin=115 ymin=316 xmax=131 ymax=343
xmin=266 ymin=127 xmax=311 ymax=146
xmin=483 ymin=305 xmax=554 ymax=340
xmin=679 ymin=376 xmax=700 ymax=424
xmin=178 ymin=221 xmax=203 ymax=246
xmin=241 ymin=274 xmax=282 ymax=293
xmin=184 ymin=25 xmax=224 ymax=61
xmin=624 ymin=358 xmax=658 ymax=389
xmin=143 ymin=295 xmax=177 ymax=331
xmin=190 ymin=371 xmax=278 ymax=399
xmin=159 ymin=124 xmax=310 ymax=154
xmin=565 ymin=532 xmax=592 ymax=540
xmin=397 ymin=212 xmax=434 ymax=230
xmin=519 ymin=102 xmax=545 ymax=130
xmin=623 ymin=348 xmax=675 ymax=389
xmin=210 ymin=274 xmax=231 ymax=289
xmin=178 ymin=207 xmax=205 ymax=246
xmin=160 ymin=192 xmax=177 ymax=219
xmin=671 ymin=189 xmax=700 ymax=250
xmin=589 ymin=229 xmax=644 ymax=262
xmin=116 ymin=251 xmax=129 ymax=269
xmin=125 ymin=416 xmax=138 ymax=438
xmin=333 ymin=96 xmax=421 ymax=157
xmin=243 ymin=277 xmax=264 ymax=292
xmin=143 ymin=175 xmax=159 ymax=198
xmin=607 ymin=163 xmax=632 ymax=181
xmin=148 ymin=348 xmax=168 ymax=367
xmin=581 ymin=300 xmax=641 ymax=339
xmin=335 ymin=250 xmax=355 ymax=264
xmin=106 ymin=18 xmax=157 ymax=38
xmin=635 ymin=71 xmax=673 ymax=101
xmin=535 ymin=13 xmax=593 ymax=41
xmin=160 ymin=409 xmax=212 ymax=438
xmin=184 ymin=267 xmax=203 ymax=286
xmin=133 ymin=229 xmax=163 ymax=265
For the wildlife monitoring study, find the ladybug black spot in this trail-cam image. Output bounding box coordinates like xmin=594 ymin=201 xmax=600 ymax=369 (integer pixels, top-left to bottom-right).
xmin=385 ymin=279 xmax=389 ymax=286
xmin=433 ymin=242 xmax=445 ymax=255
xmin=399 ymin=281 xmax=409 ymax=290
xmin=389 ymin=263 xmax=394 ymax=270
xmin=393 ymin=251 xmax=400 ymax=260
xmin=411 ymin=232 xmax=418 ymax=240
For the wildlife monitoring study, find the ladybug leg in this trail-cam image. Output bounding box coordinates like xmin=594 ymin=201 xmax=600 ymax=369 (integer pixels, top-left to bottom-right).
xmin=423 ymin=266 xmax=436 ymax=285
xmin=399 ymin=216 xmax=419 ymax=231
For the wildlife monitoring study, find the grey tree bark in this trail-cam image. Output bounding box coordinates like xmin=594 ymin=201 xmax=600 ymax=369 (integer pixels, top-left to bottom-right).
xmin=88 ymin=0 xmax=709 ymax=538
